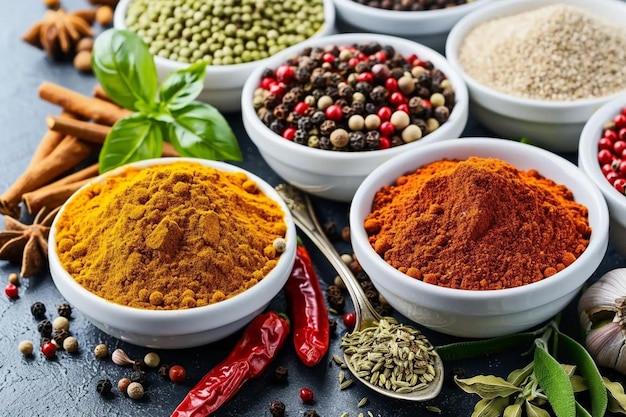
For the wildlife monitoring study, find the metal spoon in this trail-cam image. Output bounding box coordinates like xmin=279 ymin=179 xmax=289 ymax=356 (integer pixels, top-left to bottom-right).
xmin=275 ymin=183 xmax=444 ymax=401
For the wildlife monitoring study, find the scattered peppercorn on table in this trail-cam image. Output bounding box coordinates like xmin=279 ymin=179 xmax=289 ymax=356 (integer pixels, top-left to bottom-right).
xmin=0 ymin=0 xmax=624 ymax=416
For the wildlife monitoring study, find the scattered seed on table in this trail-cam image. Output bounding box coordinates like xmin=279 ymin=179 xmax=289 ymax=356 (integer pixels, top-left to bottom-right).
xmin=18 ymin=340 xmax=34 ymax=356
xmin=94 ymin=343 xmax=108 ymax=359
xmin=127 ymin=382 xmax=144 ymax=400
xmin=96 ymin=378 xmax=113 ymax=396
xmin=118 ymin=377 xmax=131 ymax=394
xmin=299 ymin=387 xmax=314 ymax=403
xmin=357 ymin=397 xmax=368 ymax=407
xmin=112 ymin=348 xmax=135 ymax=366
xmin=273 ymin=365 xmax=289 ymax=383
xmin=269 ymin=400 xmax=286 ymax=417
xmin=158 ymin=363 xmax=171 ymax=379
xmin=41 ymin=341 xmax=56 ymax=359
xmin=30 ymin=302 xmax=46 ymax=319
xmin=52 ymin=316 xmax=69 ymax=332
xmin=340 ymin=379 xmax=354 ymax=390
xmin=37 ymin=320 xmax=52 ymax=337
xmin=4 ymin=283 xmax=18 ymax=299
xmin=8 ymin=272 xmax=19 ymax=286
xmin=169 ymin=365 xmax=187 ymax=383
xmin=143 ymin=352 xmax=160 ymax=368
xmin=63 ymin=336 xmax=78 ymax=353
xmin=426 ymin=405 xmax=442 ymax=414
xmin=57 ymin=302 xmax=72 ymax=319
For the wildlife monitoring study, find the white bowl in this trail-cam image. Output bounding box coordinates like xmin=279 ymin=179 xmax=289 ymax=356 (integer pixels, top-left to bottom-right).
xmin=579 ymin=93 xmax=626 ymax=258
xmin=241 ymin=33 xmax=469 ymax=202
xmin=350 ymin=137 xmax=609 ymax=338
xmin=334 ymin=0 xmax=495 ymax=53
xmin=445 ymin=0 xmax=626 ymax=152
xmin=113 ymin=0 xmax=335 ymax=113
xmin=48 ymin=158 xmax=297 ymax=349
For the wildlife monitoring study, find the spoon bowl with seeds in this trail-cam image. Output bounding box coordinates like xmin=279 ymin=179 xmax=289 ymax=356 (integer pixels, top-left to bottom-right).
xmin=276 ymin=183 xmax=444 ymax=401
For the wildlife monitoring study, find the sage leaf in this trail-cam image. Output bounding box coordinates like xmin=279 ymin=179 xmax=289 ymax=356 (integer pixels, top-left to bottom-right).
xmin=604 ymin=377 xmax=626 ymax=415
xmin=92 ymin=29 xmax=158 ymax=111
xmin=507 ymin=362 xmax=534 ymax=386
xmin=557 ymin=332 xmax=607 ymax=417
xmin=159 ymin=61 xmax=207 ymax=110
xmin=560 ymin=364 xmax=577 ymax=377
xmin=170 ymin=102 xmax=241 ymax=161
xmin=436 ymin=332 xmax=539 ymax=362
xmin=472 ymin=397 xmax=510 ymax=417
xmin=576 ymin=402 xmax=592 ymax=417
xmin=570 ymin=375 xmax=587 ymax=393
xmin=455 ymin=375 xmax=522 ymax=399
xmin=525 ymin=400 xmax=551 ymax=417
xmin=533 ymin=340 xmax=576 ymax=417
xmin=99 ymin=114 xmax=162 ymax=173
xmin=503 ymin=402 xmax=523 ymax=417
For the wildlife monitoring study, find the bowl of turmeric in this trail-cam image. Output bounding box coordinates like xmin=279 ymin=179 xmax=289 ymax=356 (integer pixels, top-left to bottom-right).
xmin=48 ymin=158 xmax=297 ymax=349
xmin=350 ymin=137 xmax=609 ymax=338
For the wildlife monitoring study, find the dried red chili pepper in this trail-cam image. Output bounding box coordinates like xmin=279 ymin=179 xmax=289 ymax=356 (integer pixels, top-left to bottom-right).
xmin=170 ymin=312 xmax=290 ymax=417
xmin=285 ymin=244 xmax=330 ymax=366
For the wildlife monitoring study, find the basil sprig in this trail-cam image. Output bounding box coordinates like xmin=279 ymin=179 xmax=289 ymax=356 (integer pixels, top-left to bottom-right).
xmin=92 ymin=29 xmax=242 ymax=173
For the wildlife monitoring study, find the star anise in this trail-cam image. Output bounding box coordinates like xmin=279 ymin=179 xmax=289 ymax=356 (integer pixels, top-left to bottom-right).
xmin=22 ymin=8 xmax=95 ymax=59
xmin=0 ymin=207 xmax=60 ymax=278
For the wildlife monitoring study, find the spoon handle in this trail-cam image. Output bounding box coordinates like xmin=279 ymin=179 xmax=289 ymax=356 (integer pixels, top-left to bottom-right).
xmin=275 ymin=184 xmax=381 ymax=326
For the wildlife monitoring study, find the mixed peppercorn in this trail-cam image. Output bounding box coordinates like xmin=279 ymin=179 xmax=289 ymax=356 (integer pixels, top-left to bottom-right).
xmin=253 ymin=41 xmax=455 ymax=152
xmin=352 ymin=0 xmax=470 ymax=11
xmin=597 ymin=106 xmax=626 ymax=194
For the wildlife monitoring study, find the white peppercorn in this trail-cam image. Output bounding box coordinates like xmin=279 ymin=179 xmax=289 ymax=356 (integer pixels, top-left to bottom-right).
xmin=18 ymin=340 xmax=34 ymax=356
xmin=144 ymin=352 xmax=161 ymax=368
xmin=127 ymin=382 xmax=144 ymax=400
xmin=430 ymin=93 xmax=445 ymax=108
xmin=94 ymin=343 xmax=108 ymax=359
xmin=402 ymin=125 xmax=423 ymax=143
xmin=63 ymin=336 xmax=78 ymax=353
xmin=330 ymin=129 xmax=349 ymax=148
xmin=364 ymin=114 xmax=381 ymax=130
xmin=348 ymin=115 xmax=365 ymax=131
xmin=52 ymin=316 xmax=70 ymax=332
xmin=390 ymin=111 xmax=410 ymax=130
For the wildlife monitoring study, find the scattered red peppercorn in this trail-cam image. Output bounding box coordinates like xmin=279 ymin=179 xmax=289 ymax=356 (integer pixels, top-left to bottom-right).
xmin=299 ymin=387 xmax=315 ymax=403
xmin=343 ymin=312 xmax=356 ymax=330
xmin=4 ymin=283 xmax=18 ymax=299
xmin=169 ymin=365 xmax=187 ymax=383
xmin=41 ymin=341 xmax=57 ymax=359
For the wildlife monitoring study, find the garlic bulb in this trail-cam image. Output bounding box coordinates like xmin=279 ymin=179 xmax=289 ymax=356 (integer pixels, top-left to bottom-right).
xmin=578 ymin=268 xmax=626 ymax=374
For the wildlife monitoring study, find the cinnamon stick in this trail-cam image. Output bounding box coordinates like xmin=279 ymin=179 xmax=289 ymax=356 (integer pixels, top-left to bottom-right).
xmin=38 ymin=81 xmax=131 ymax=126
xmin=87 ymin=0 xmax=119 ymax=7
xmin=22 ymin=177 xmax=93 ymax=215
xmin=93 ymin=84 xmax=112 ymax=102
xmin=0 ymin=136 xmax=95 ymax=217
xmin=47 ymin=115 xmax=109 ymax=144
xmin=29 ymin=111 xmax=78 ymax=168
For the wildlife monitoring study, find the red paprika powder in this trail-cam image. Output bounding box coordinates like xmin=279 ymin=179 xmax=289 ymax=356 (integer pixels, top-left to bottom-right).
xmin=363 ymin=157 xmax=591 ymax=290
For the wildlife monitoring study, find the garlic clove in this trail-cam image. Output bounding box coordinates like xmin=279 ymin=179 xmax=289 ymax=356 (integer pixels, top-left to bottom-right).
xmin=111 ymin=348 xmax=135 ymax=366
xmin=587 ymin=322 xmax=625 ymax=371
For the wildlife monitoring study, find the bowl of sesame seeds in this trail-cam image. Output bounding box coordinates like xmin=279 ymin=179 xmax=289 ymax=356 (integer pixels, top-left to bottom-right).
xmin=445 ymin=0 xmax=626 ymax=152
xmin=241 ymin=32 xmax=469 ymax=202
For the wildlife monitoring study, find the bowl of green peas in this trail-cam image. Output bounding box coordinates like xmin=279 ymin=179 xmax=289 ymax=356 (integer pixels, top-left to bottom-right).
xmin=114 ymin=0 xmax=335 ymax=112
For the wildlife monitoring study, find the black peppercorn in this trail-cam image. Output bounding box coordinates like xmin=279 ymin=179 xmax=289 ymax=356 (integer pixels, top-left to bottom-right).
xmin=326 ymin=285 xmax=345 ymax=312
xmin=261 ymin=68 xmax=275 ymax=79
xmin=133 ymin=359 xmax=146 ymax=371
xmin=310 ymin=111 xmax=326 ymax=125
xmin=303 ymin=409 xmax=320 ymax=417
xmin=269 ymin=400 xmax=286 ymax=417
xmin=37 ymin=319 xmax=52 ymax=337
xmin=434 ymin=106 xmax=450 ymax=124
xmin=158 ymin=364 xmax=171 ymax=379
xmin=96 ymin=378 xmax=113 ymax=396
xmin=365 ymin=130 xmax=380 ymax=150
xmin=30 ymin=302 xmax=46 ymax=319
xmin=318 ymin=135 xmax=332 ymax=150
xmin=322 ymin=221 xmax=337 ymax=239
xmin=369 ymin=85 xmax=388 ymax=103
xmin=57 ymin=302 xmax=72 ymax=319
xmin=297 ymin=116 xmax=313 ymax=131
xmin=52 ymin=329 xmax=69 ymax=347
xmin=130 ymin=369 xmax=147 ymax=385
xmin=319 ymin=120 xmax=336 ymax=136
xmin=293 ymin=129 xmax=308 ymax=145
xmin=328 ymin=317 xmax=337 ymax=334
xmin=273 ymin=366 xmax=289 ymax=383
xmin=348 ymin=131 xmax=366 ymax=151
xmin=269 ymin=119 xmax=285 ymax=135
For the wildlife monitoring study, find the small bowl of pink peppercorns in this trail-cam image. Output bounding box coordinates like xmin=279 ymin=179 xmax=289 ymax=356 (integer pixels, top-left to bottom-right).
xmin=241 ymin=33 xmax=469 ymax=202
xmin=579 ymin=92 xmax=626 ymax=257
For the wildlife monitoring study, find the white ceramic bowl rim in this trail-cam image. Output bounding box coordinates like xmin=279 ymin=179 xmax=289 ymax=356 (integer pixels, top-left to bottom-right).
xmin=113 ymin=0 xmax=335 ymax=82
xmin=241 ymin=32 xmax=469 ymax=164
xmin=48 ymin=157 xmax=297 ymax=332
xmin=579 ymin=92 xmax=626 ymax=211
xmin=350 ymin=137 xmax=609 ymax=309
xmin=334 ymin=0 xmax=489 ymax=21
xmin=446 ymin=0 xmax=626 ymax=109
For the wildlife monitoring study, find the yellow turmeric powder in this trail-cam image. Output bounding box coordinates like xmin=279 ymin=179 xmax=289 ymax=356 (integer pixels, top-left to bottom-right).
xmin=54 ymin=161 xmax=288 ymax=310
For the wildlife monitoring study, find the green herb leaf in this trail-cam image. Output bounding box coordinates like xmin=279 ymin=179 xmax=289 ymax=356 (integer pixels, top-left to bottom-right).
xmin=455 ymin=375 xmax=522 ymax=399
xmin=503 ymin=402 xmax=523 ymax=417
xmin=533 ymin=340 xmax=576 ymax=417
xmin=557 ymin=332 xmax=607 ymax=417
xmin=576 ymin=402 xmax=593 ymax=417
xmin=507 ymin=362 xmax=534 ymax=387
xmin=159 ymin=61 xmax=207 ymax=110
xmin=92 ymin=29 xmax=158 ymax=111
xmin=604 ymin=377 xmax=626 ymax=415
xmin=472 ymin=397 xmax=510 ymax=417
xmin=99 ymin=114 xmax=163 ymax=173
xmin=169 ymin=102 xmax=242 ymax=161
xmin=525 ymin=400 xmax=551 ymax=417
xmin=436 ymin=331 xmax=539 ymax=362
xmin=570 ymin=375 xmax=588 ymax=393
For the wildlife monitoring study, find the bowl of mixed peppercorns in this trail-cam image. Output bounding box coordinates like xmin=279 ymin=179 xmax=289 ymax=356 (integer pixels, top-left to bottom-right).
xmin=241 ymin=32 xmax=469 ymax=202
xmin=334 ymin=0 xmax=495 ymax=53
xmin=114 ymin=0 xmax=335 ymax=112
xmin=579 ymin=93 xmax=626 ymax=258
xmin=445 ymin=0 xmax=626 ymax=152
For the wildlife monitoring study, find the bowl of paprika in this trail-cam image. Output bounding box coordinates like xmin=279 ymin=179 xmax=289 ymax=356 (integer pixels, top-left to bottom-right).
xmin=350 ymin=137 xmax=609 ymax=338
xmin=241 ymin=32 xmax=469 ymax=202
xmin=48 ymin=157 xmax=297 ymax=349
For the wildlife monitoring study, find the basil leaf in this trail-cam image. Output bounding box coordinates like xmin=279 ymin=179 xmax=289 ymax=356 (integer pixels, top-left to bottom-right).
xmin=557 ymin=332 xmax=607 ymax=417
xmin=92 ymin=29 xmax=158 ymax=111
xmin=169 ymin=102 xmax=242 ymax=161
xmin=455 ymin=375 xmax=522 ymax=399
xmin=99 ymin=114 xmax=163 ymax=173
xmin=159 ymin=61 xmax=207 ymax=110
xmin=533 ymin=340 xmax=576 ymax=417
